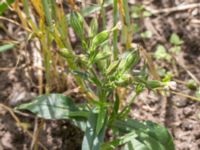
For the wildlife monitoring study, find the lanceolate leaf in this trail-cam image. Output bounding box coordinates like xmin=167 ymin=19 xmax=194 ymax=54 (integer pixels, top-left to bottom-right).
xmin=0 ymin=43 xmax=15 ymax=53
xmin=101 ymin=131 xmax=138 ymax=150
xmin=70 ymin=11 xmax=84 ymax=40
xmin=16 ymin=94 xmax=89 ymax=131
xmin=110 ymin=118 xmax=175 ymax=150
xmin=82 ymin=111 xmax=107 ymax=150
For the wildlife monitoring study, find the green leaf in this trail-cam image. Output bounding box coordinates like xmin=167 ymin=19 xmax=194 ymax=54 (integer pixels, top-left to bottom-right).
xmin=91 ymin=30 xmax=109 ymax=51
xmin=72 ymin=70 xmax=89 ymax=80
xmin=195 ymin=88 xmax=200 ymax=98
xmin=82 ymin=111 xmax=107 ymax=150
xmin=0 ymin=43 xmax=15 ymax=53
xmin=94 ymin=50 xmax=111 ymax=63
xmin=118 ymin=49 xmax=140 ymax=73
xmin=16 ymin=94 xmax=89 ymax=131
xmin=16 ymin=94 xmax=88 ymax=119
xmin=169 ymin=33 xmax=184 ymax=45
xmin=141 ymin=31 xmax=153 ymax=39
xmin=186 ymin=79 xmax=197 ymax=90
xmin=81 ymin=0 xmax=112 ymax=16
xmin=124 ymin=139 xmax=149 ymax=150
xmin=101 ymin=131 xmax=138 ymax=150
xmin=111 ymin=119 xmax=175 ymax=150
xmin=106 ymin=61 xmax=120 ymax=75
xmin=96 ymin=107 xmax=107 ymax=135
xmin=143 ymin=11 xmax=152 ymax=17
xmin=169 ymin=46 xmax=181 ymax=54
xmin=70 ymin=12 xmax=84 ymax=40
xmin=113 ymin=93 xmax=120 ymax=115
xmin=133 ymin=24 xmax=140 ymax=33
xmin=146 ymin=80 xmax=162 ymax=89
xmin=41 ymin=0 xmax=53 ymax=30
xmin=154 ymin=45 xmax=171 ymax=61
xmin=0 ymin=0 xmax=15 ymax=15
xmin=90 ymin=18 xmax=98 ymax=37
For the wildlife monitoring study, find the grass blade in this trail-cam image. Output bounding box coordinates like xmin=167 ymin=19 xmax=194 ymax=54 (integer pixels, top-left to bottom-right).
xmin=0 ymin=43 xmax=15 ymax=52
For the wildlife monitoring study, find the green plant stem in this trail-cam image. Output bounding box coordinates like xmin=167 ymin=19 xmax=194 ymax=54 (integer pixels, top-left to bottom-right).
xmin=122 ymin=0 xmax=132 ymax=49
xmin=113 ymin=0 xmax=118 ymax=60
xmin=100 ymin=0 xmax=106 ymax=30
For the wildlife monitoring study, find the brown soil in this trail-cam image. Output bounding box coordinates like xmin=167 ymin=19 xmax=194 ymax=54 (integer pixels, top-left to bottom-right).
xmin=0 ymin=0 xmax=200 ymax=150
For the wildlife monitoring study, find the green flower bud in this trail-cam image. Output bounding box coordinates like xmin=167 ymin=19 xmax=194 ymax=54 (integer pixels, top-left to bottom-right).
xmin=106 ymin=61 xmax=120 ymax=75
xmin=91 ymin=30 xmax=109 ymax=51
xmin=146 ymin=80 xmax=162 ymax=89
xmin=119 ymin=49 xmax=140 ymax=73
xmin=58 ymin=48 xmax=75 ymax=59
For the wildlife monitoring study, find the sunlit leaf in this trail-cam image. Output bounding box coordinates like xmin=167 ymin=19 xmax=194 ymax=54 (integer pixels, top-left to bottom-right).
xmin=141 ymin=31 xmax=153 ymax=39
xmin=109 ymin=118 xmax=175 ymax=150
xmin=16 ymin=94 xmax=88 ymax=119
xmin=16 ymin=94 xmax=89 ymax=131
xmin=169 ymin=46 xmax=181 ymax=54
xmin=154 ymin=45 xmax=171 ymax=61
xmin=0 ymin=43 xmax=15 ymax=53
xmin=82 ymin=111 xmax=107 ymax=150
xmin=170 ymin=33 xmax=184 ymax=45
xmin=0 ymin=0 xmax=15 ymax=15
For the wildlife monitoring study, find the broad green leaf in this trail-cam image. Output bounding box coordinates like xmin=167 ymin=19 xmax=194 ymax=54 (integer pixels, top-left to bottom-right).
xmin=82 ymin=111 xmax=107 ymax=150
xmin=16 ymin=94 xmax=89 ymax=131
xmin=170 ymin=33 xmax=183 ymax=45
xmin=96 ymin=107 xmax=107 ymax=135
xmin=0 ymin=0 xmax=15 ymax=15
xmin=112 ymin=118 xmax=175 ymax=150
xmin=154 ymin=45 xmax=171 ymax=61
xmin=16 ymin=94 xmax=88 ymax=119
xmin=124 ymin=139 xmax=149 ymax=150
xmin=0 ymin=43 xmax=15 ymax=53
xmin=101 ymin=131 xmax=138 ymax=150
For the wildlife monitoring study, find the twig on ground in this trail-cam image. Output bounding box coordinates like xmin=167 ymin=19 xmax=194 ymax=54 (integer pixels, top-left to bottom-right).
xmin=0 ymin=16 xmax=31 ymax=32
xmin=173 ymin=56 xmax=200 ymax=85
xmin=146 ymin=3 xmax=200 ymax=15
xmin=0 ymin=103 xmax=47 ymax=150
xmin=170 ymin=90 xmax=200 ymax=102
